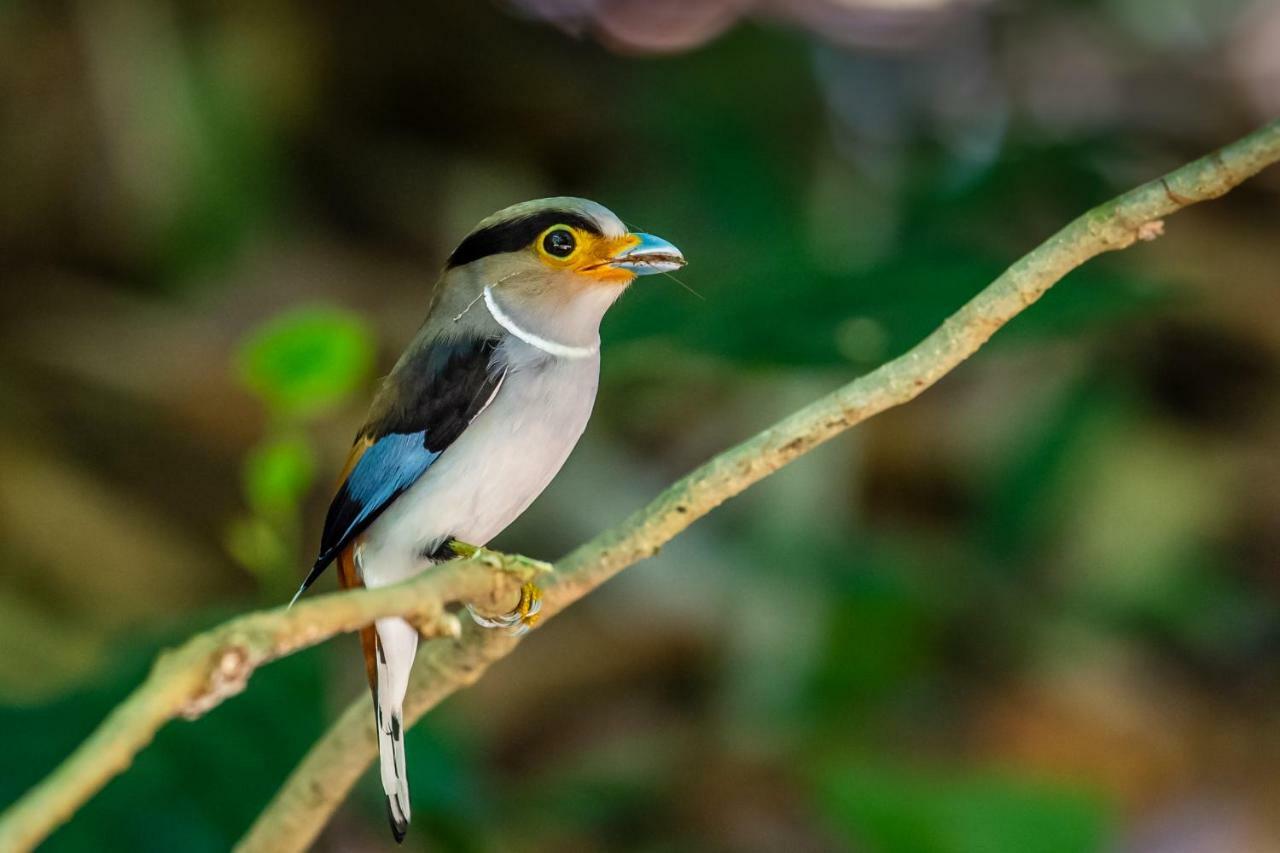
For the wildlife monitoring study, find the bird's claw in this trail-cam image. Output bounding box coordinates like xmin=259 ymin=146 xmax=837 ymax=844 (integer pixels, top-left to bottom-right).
xmin=451 ymin=540 xmax=550 ymax=635
xmin=465 ymin=581 xmax=543 ymax=636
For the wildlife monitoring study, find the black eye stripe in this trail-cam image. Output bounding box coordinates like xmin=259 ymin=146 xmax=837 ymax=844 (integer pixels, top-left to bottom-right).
xmin=446 ymin=211 xmax=602 ymax=268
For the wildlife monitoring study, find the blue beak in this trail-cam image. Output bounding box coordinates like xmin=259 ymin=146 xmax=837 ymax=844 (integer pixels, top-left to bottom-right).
xmin=610 ymin=232 xmax=686 ymax=275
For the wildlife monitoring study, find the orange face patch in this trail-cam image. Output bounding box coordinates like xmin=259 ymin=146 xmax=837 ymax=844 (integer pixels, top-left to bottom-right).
xmin=533 ymin=225 xmax=641 ymax=285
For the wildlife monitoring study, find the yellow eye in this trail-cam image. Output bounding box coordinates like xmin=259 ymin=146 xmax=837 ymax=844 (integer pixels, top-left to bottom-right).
xmin=539 ymin=226 xmax=578 ymax=260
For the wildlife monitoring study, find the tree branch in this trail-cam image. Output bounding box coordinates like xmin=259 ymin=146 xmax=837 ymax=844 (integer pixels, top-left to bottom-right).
xmin=0 ymin=558 xmax=528 ymax=853
xmin=1 ymin=119 xmax=1277 ymax=853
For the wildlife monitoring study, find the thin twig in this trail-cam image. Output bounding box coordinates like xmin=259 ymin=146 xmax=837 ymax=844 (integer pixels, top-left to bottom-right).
xmin=0 ymin=119 xmax=1277 ymax=853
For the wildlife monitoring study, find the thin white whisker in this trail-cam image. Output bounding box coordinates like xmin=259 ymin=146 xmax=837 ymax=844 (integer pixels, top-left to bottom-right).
xmin=661 ymin=269 xmax=705 ymax=300
xmin=453 ymin=271 xmax=520 ymax=324
xmin=451 ymin=292 xmax=483 ymax=324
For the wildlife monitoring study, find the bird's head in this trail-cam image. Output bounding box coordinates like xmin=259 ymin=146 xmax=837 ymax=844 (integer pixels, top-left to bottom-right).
xmin=435 ymin=198 xmax=685 ymax=348
xmin=447 ymin=197 xmax=684 ymax=286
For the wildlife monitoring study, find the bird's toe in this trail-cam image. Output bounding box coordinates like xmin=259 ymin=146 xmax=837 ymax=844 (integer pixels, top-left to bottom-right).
xmin=466 ymin=580 xmax=543 ymax=635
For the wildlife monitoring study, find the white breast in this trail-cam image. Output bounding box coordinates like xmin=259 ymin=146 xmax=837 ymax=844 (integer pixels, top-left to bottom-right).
xmin=356 ymin=343 xmax=599 ymax=588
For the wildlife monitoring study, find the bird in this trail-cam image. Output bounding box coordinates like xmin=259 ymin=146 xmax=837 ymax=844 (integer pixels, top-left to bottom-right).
xmin=289 ymin=197 xmax=685 ymax=842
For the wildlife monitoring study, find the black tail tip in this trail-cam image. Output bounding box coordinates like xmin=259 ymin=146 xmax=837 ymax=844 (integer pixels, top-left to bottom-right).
xmin=385 ymin=797 xmax=408 ymax=844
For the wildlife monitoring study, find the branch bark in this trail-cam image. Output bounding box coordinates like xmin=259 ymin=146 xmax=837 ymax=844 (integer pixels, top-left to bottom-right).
xmin=2 ymin=119 xmax=1277 ymax=853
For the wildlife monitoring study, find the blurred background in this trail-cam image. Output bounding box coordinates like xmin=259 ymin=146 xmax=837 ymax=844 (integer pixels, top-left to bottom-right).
xmin=2 ymin=0 xmax=1280 ymax=850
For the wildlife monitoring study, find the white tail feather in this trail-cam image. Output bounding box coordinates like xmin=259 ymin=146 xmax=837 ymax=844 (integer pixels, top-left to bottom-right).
xmin=374 ymin=617 xmax=418 ymax=841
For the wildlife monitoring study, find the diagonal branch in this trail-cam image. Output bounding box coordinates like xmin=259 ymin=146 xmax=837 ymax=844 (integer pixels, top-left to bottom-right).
xmin=236 ymin=119 xmax=1280 ymax=852
xmin=1 ymin=119 xmax=1277 ymax=853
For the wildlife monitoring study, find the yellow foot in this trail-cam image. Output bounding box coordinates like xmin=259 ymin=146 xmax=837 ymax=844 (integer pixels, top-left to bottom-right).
xmin=451 ymin=540 xmax=551 ymax=636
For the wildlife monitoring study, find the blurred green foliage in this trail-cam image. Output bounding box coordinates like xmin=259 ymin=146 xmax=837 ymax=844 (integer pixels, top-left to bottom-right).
xmin=229 ymin=307 xmax=374 ymax=595
xmin=819 ymin=765 xmax=1110 ymax=853
xmin=3 ymin=0 xmax=1279 ymax=851
xmin=243 ymin=434 xmax=316 ymax=520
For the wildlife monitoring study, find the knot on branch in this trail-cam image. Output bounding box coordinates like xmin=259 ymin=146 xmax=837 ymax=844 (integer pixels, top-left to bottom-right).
xmin=408 ymin=607 xmax=462 ymax=641
xmin=181 ymin=644 xmax=253 ymax=721
xmin=1137 ymin=220 xmax=1165 ymax=242
xmin=1087 ymin=212 xmax=1166 ymax=252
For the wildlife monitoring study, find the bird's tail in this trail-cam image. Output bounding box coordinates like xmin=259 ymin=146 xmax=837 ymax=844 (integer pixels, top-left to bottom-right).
xmin=373 ymin=617 xmax=418 ymax=843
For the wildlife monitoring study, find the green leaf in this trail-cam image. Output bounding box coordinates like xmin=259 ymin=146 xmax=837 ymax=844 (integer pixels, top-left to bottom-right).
xmin=236 ymin=307 xmax=375 ymax=419
xmin=243 ymin=434 xmax=315 ymax=518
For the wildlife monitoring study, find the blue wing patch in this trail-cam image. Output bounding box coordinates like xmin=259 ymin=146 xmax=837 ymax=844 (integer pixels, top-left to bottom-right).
xmin=318 ymin=432 xmax=439 ymax=568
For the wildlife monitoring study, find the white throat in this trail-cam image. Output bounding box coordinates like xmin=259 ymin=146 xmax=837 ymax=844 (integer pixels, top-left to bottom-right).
xmin=483 ymin=286 xmax=600 ymax=359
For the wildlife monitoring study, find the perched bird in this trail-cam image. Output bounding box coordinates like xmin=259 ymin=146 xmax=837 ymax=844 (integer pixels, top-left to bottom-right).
xmin=290 ymin=197 xmax=684 ymax=842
